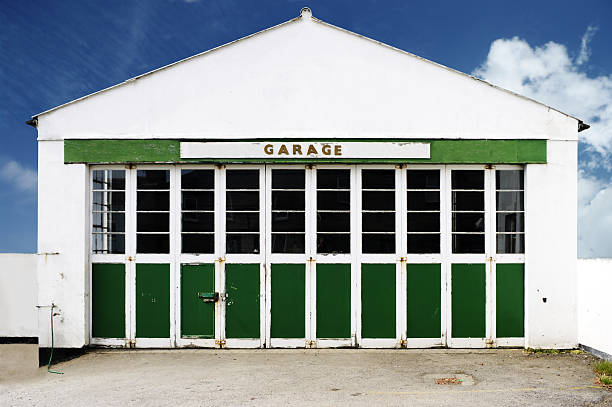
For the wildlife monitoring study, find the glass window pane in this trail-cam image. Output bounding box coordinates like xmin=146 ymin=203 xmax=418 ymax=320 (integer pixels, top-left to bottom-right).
xmin=317 ymin=212 xmax=350 ymax=232
xmin=317 ymin=191 xmax=350 ymax=210
xmin=93 ymin=191 xmax=125 ymax=211
xmin=407 ymin=212 xmax=440 ymax=232
xmin=362 ymin=234 xmax=395 ymax=253
xmin=452 ymin=191 xmax=484 ymax=211
xmin=272 ymin=191 xmax=305 ymax=210
xmin=226 ymin=191 xmax=259 ymax=211
xmin=496 ymin=191 xmax=524 ymax=211
xmin=407 ymin=170 xmax=439 ymax=189
xmin=92 ymin=233 xmax=125 ymax=254
xmin=271 ymin=169 xmax=305 ymax=189
xmin=317 ymin=169 xmax=350 ymax=189
xmin=453 ymin=213 xmax=485 ymax=232
xmin=362 ymin=212 xmax=395 ymax=232
xmin=226 ymin=234 xmax=259 ymax=254
xmin=451 ymin=170 xmax=484 ymax=189
xmin=182 ymin=234 xmax=214 ymax=254
xmin=407 ymin=234 xmax=440 ymax=254
xmin=182 ymin=191 xmax=214 ymax=211
xmin=226 ymin=212 xmax=259 ymax=232
xmin=137 ymin=213 xmax=169 ymax=232
xmin=272 ymin=212 xmax=305 ymax=232
xmin=137 ymin=191 xmax=169 ymax=211
xmin=93 ymin=170 xmax=125 ymax=190
xmin=317 ymin=233 xmax=350 ymax=254
xmin=272 ymin=234 xmax=305 ymax=253
xmin=226 ymin=170 xmax=258 ymax=189
xmin=496 ymin=234 xmax=525 ymax=254
xmin=137 ymin=234 xmax=169 ymax=253
xmin=407 ymin=191 xmax=440 ymax=211
xmin=496 ymin=170 xmax=524 ymax=190
xmin=93 ymin=212 xmax=125 ymax=233
xmin=182 ymin=212 xmax=214 ymax=232
xmin=362 ymin=191 xmax=395 ymax=210
xmin=452 ymin=234 xmax=485 ymax=253
xmin=181 ymin=170 xmax=214 ymax=190
xmin=137 ymin=170 xmax=170 ymax=190
xmin=497 ymin=213 xmax=524 ymax=232
xmin=362 ymin=170 xmax=394 ymax=189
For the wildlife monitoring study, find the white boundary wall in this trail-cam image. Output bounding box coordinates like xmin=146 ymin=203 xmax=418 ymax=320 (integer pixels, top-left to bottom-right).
xmin=0 ymin=254 xmax=38 ymax=337
xmin=577 ymin=259 xmax=612 ymax=357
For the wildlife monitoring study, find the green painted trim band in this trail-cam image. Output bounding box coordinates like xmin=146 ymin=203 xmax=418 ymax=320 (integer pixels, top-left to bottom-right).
xmin=64 ymin=139 xmax=546 ymax=164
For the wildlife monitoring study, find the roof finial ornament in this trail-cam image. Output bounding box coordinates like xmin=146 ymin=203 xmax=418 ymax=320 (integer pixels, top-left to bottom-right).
xmin=300 ymin=7 xmax=312 ymax=19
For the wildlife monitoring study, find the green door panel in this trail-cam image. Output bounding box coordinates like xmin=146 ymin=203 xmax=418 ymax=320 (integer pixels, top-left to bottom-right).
xmin=361 ymin=264 xmax=395 ymax=339
xmin=407 ymin=264 xmax=441 ymax=338
xmin=92 ymin=263 xmax=125 ymax=338
xmin=496 ymin=264 xmax=524 ymax=337
xmin=181 ymin=264 xmax=215 ymax=338
xmin=225 ymin=264 xmax=260 ymax=339
xmin=316 ymin=264 xmax=351 ymax=339
xmin=271 ymin=264 xmax=306 ymax=339
xmin=136 ymin=264 xmax=170 ymax=338
xmin=452 ymin=263 xmax=486 ymax=338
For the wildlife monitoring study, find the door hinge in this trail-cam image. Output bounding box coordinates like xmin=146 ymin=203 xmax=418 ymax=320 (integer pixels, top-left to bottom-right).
xmin=399 ymin=339 xmax=408 ymax=348
xmin=215 ymin=339 xmax=226 ymax=349
xmin=485 ymin=339 xmax=494 ymax=348
xmin=126 ymin=339 xmax=136 ymax=348
xmin=306 ymin=340 xmax=316 ymax=349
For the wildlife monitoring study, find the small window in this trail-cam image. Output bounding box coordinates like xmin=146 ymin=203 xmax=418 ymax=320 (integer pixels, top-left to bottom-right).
xmin=496 ymin=170 xmax=524 ymax=253
xmin=362 ymin=169 xmax=395 ymax=254
xmin=271 ymin=169 xmax=305 ymax=253
xmin=137 ymin=170 xmax=170 ymax=253
xmin=407 ymin=170 xmax=440 ymax=253
xmin=92 ymin=170 xmax=126 ymax=254
xmin=181 ymin=170 xmax=214 ymax=254
xmin=317 ymin=169 xmax=350 ymax=254
xmin=451 ymin=170 xmax=485 ymax=253
xmin=226 ymin=169 xmax=260 ymax=254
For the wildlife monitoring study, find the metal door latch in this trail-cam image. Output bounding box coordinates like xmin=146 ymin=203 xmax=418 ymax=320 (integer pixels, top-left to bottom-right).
xmin=197 ymin=292 xmax=219 ymax=303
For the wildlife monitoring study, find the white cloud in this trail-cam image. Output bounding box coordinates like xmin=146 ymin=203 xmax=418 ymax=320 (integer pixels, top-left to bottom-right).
xmin=0 ymin=160 xmax=37 ymax=192
xmin=472 ymin=27 xmax=612 ymax=257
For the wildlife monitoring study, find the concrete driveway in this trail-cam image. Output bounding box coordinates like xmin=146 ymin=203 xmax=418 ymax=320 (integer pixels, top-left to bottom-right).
xmin=1 ymin=349 xmax=610 ymax=406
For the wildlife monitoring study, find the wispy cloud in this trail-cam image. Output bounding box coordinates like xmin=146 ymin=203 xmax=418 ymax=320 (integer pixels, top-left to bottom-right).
xmin=472 ymin=26 xmax=612 ymax=257
xmin=0 ymin=160 xmax=37 ymax=192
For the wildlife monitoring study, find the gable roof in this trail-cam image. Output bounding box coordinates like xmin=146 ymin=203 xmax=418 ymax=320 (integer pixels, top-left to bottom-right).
xmin=28 ymin=7 xmax=588 ymax=131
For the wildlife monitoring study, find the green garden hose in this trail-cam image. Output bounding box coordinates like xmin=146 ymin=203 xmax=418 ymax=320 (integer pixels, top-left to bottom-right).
xmin=47 ymin=305 xmax=64 ymax=375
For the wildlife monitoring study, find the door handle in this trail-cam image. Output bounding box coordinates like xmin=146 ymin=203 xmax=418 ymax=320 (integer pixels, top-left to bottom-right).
xmin=197 ymin=292 xmax=219 ymax=303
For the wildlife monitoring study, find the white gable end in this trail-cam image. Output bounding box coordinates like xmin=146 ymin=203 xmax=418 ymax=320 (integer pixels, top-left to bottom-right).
xmin=37 ymin=11 xmax=578 ymax=141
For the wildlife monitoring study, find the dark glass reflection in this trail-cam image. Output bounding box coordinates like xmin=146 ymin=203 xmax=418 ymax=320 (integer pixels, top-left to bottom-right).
xmin=182 ymin=212 xmax=214 ymax=232
xmin=496 ymin=234 xmax=525 ymax=253
xmin=407 ymin=191 xmax=440 ymax=211
xmin=451 ymin=170 xmax=484 ymax=189
xmin=362 ymin=234 xmax=395 ymax=253
xmin=406 ymin=213 xmax=439 ymax=232
xmin=93 ymin=170 xmax=125 ymax=190
xmin=137 ymin=170 xmax=170 ymax=190
xmin=317 ymin=234 xmax=350 ymax=253
xmin=182 ymin=170 xmax=214 ymax=190
xmin=182 ymin=234 xmax=214 ymax=254
xmin=92 ymin=233 xmax=125 ymax=254
xmin=496 ymin=170 xmax=524 ymax=190
xmin=137 ymin=191 xmax=169 ymax=211
xmin=496 ymin=191 xmax=524 ymax=211
xmin=452 ymin=234 xmax=485 ymax=253
xmin=226 ymin=234 xmax=259 ymax=253
xmin=182 ymin=191 xmax=214 ymax=211
xmin=452 ymin=213 xmax=485 ymax=233
xmin=317 ymin=170 xmax=350 ymax=189
xmin=317 ymin=212 xmax=350 ymax=232
xmin=272 ymin=191 xmax=305 ymax=210
xmin=362 ymin=191 xmax=395 ymax=210
xmin=272 ymin=212 xmax=305 ymax=232
xmin=226 ymin=212 xmax=259 ymax=232
xmin=137 ymin=213 xmax=169 ymax=232
xmin=362 ymin=170 xmax=394 ymax=189
xmin=407 ymin=234 xmax=440 ymax=254
xmin=271 ymin=169 xmax=305 ymax=189
xmin=317 ymin=191 xmax=350 ymax=210
xmin=226 ymin=170 xmax=258 ymax=189
xmin=452 ymin=192 xmax=484 ymax=211
xmin=226 ymin=191 xmax=259 ymax=211
xmin=497 ymin=213 xmax=524 ymax=232
xmin=407 ymin=170 xmax=439 ymax=189
xmin=362 ymin=213 xmax=395 ymax=232
xmin=137 ymin=234 xmax=169 ymax=253
xmin=272 ymin=234 xmax=305 ymax=253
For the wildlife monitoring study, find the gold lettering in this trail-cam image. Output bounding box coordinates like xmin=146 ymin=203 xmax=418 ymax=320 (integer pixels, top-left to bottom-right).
xmin=278 ymin=144 xmax=289 ymax=155
xmin=322 ymin=144 xmax=332 ymax=155
xmin=307 ymin=144 xmax=318 ymax=155
xmin=334 ymin=145 xmax=342 ymax=156
xmin=264 ymin=144 xmax=273 ymax=155
xmin=293 ymin=144 xmax=302 ymax=155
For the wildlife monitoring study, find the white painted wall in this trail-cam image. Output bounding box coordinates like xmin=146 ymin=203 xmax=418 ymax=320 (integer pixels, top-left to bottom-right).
xmin=0 ymin=254 xmax=38 ymax=337
xmin=577 ymin=259 xmax=612 ymax=357
xmin=37 ymin=140 xmax=89 ymax=348
xmin=525 ymin=140 xmax=578 ymax=348
xmin=36 ymin=13 xmax=577 ymax=141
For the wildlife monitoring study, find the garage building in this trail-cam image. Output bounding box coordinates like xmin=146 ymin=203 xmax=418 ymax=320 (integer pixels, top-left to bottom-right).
xmin=29 ymin=8 xmax=586 ymax=350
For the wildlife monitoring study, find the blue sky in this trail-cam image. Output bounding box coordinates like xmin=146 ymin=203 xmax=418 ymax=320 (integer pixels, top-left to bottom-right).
xmin=1 ymin=0 xmax=611 ymax=255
